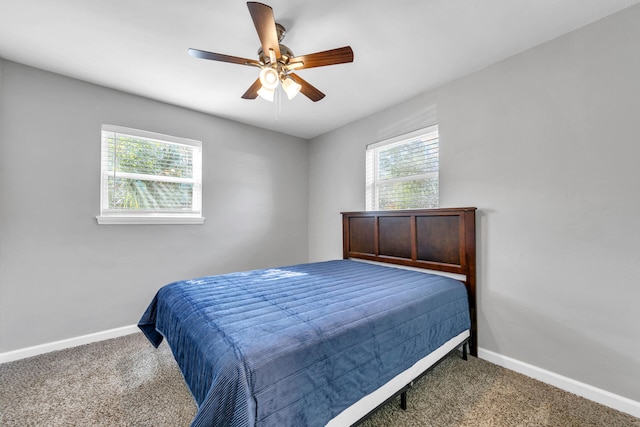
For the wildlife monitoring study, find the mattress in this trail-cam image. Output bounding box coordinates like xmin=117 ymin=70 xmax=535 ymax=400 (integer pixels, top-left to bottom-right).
xmin=139 ymin=259 xmax=471 ymax=427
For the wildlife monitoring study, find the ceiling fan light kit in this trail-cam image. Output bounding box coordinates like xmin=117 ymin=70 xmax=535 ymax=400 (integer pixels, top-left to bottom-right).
xmin=188 ymin=2 xmax=354 ymax=102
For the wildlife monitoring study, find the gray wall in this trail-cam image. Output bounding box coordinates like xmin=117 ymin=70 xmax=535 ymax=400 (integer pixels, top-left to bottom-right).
xmin=0 ymin=60 xmax=309 ymax=352
xmin=309 ymin=5 xmax=640 ymax=402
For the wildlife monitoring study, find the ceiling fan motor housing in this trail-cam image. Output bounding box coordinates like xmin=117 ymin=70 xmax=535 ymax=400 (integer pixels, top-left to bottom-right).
xmin=257 ymin=23 xmax=293 ymax=66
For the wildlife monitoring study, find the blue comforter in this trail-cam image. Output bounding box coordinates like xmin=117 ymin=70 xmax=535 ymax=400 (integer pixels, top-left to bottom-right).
xmin=139 ymin=260 xmax=470 ymax=427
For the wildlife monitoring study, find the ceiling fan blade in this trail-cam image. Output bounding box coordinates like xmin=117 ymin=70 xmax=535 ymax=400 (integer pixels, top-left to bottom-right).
xmin=241 ymin=78 xmax=262 ymax=99
xmin=247 ymin=2 xmax=281 ymax=60
xmin=188 ymin=48 xmax=261 ymax=67
xmin=289 ymin=73 xmax=325 ymax=102
xmin=287 ymin=46 xmax=354 ymax=70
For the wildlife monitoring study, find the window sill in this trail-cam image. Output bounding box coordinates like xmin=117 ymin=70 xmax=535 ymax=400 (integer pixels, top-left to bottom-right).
xmin=96 ymin=216 xmax=205 ymax=225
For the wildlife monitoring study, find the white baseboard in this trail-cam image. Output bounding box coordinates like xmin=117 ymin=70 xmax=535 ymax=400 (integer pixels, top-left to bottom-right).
xmin=478 ymin=347 xmax=640 ymax=419
xmin=0 ymin=325 xmax=139 ymax=364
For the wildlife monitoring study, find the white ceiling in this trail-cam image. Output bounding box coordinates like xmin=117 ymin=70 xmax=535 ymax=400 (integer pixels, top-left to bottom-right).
xmin=1 ymin=0 xmax=638 ymax=139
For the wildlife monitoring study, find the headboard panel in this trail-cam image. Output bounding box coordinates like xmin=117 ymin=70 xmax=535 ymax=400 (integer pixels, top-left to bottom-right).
xmin=342 ymin=207 xmax=477 ymax=355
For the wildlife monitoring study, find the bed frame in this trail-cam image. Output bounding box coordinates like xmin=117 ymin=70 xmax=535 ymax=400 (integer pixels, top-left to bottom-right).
xmin=342 ymin=207 xmax=477 ymax=356
xmin=340 ymin=207 xmax=477 ymax=424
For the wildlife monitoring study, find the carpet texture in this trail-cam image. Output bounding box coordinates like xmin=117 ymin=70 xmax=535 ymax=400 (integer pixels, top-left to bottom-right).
xmin=1 ymin=333 xmax=638 ymax=426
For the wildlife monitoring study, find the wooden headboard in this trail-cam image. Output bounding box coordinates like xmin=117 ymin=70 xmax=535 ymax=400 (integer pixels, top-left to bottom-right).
xmin=341 ymin=207 xmax=477 ymax=356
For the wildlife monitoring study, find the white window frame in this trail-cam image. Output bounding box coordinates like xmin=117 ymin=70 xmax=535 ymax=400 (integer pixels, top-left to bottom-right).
xmin=366 ymin=125 xmax=439 ymax=211
xmin=97 ymin=124 xmax=204 ymax=225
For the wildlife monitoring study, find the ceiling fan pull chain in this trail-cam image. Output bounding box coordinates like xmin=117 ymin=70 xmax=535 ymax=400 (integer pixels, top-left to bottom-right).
xmin=274 ymin=86 xmax=282 ymax=120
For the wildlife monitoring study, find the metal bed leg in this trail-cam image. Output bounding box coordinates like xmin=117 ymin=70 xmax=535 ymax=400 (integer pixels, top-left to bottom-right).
xmin=400 ymin=380 xmax=414 ymax=410
xmin=400 ymin=390 xmax=407 ymax=410
xmin=462 ymin=341 xmax=468 ymax=361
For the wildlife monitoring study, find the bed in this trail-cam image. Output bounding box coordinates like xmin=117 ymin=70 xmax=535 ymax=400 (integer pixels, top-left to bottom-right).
xmin=139 ymin=207 xmax=477 ymax=427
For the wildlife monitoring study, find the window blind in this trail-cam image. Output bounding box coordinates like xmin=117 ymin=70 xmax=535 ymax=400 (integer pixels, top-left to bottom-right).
xmin=366 ymin=126 xmax=439 ymax=210
xmin=99 ymin=125 xmax=203 ymax=223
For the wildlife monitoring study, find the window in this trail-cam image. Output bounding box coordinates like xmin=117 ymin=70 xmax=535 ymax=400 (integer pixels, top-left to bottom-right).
xmin=97 ymin=125 xmax=203 ymax=224
xmin=366 ymin=125 xmax=439 ymax=210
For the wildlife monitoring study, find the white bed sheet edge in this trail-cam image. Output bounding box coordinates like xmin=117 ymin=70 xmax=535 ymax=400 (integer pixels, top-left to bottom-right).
xmin=349 ymin=258 xmax=467 ymax=281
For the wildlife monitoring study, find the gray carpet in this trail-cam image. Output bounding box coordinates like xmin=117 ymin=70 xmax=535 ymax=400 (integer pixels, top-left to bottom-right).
xmin=1 ymin=333 xmax=638 ymax=426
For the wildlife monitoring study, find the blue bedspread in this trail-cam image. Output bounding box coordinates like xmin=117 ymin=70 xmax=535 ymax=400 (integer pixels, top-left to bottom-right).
xmin=139 ymin=260 xmax=470 ymax=427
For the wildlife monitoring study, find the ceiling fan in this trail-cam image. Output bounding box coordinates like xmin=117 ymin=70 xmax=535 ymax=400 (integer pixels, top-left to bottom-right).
xmin=188 ymin=2 xmax=354 ymax=102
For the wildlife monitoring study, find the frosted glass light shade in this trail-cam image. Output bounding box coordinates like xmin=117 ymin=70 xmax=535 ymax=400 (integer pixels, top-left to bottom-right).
xmin=259 ymin=67 xmax=279 ymax=90
xmin=257 ymin=86 xmax=275 ymax=102
xmin=282 ymin=77 xmax=302 ymax=100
